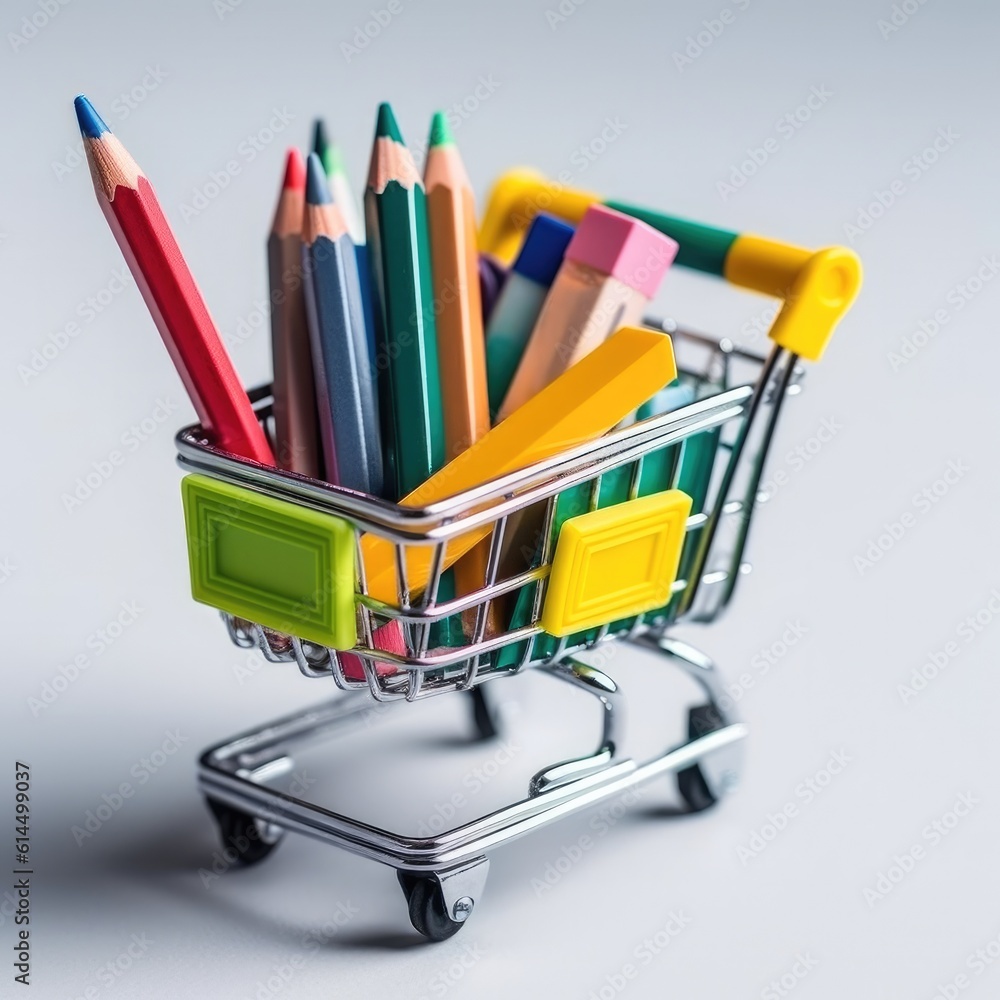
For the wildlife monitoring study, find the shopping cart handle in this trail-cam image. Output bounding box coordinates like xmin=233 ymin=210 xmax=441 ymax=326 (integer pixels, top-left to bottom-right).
xmin=479 ymin=168 xmax=862 ymax=363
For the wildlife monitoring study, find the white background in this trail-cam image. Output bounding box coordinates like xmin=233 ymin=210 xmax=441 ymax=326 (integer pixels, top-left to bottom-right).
xmin=3 ymin=0 xmax=999 ymax=997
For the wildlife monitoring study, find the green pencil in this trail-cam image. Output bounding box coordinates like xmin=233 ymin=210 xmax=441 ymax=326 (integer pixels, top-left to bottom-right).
xmin=364 ymin=102 xmax=445 ymax=498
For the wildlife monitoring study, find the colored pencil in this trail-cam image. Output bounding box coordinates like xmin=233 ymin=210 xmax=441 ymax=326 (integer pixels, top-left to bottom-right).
xmin=364 ymin=102 xmax=445 ymax=498
xmin=498 ymin=204 xmax=679 ymax=421
xmin=75 ymin=95 xmax=273 ymax=465
xmin=268 ymin=149 xmax=321 ymax=478
xmin=424 ymin=112 xmax=489 ymax=461
xmin=424 ymin=112 xmax=492 ymax=629
xmin=359 ymin=325 xmax=678 ymax=604
xmin=313 ymin=117 xmax=378 ymax=364
xmin=301 ymin=154 xmax=383 ymax=496
xmin=312 ymin=118 xmax=365 ymax=245
xmin=485 ymin=213 xmax=574 ymax=416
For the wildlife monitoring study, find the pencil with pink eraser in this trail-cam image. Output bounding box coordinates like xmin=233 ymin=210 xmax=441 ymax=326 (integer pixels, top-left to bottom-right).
xmin=498 ymin=204 xmax=678 ymax=420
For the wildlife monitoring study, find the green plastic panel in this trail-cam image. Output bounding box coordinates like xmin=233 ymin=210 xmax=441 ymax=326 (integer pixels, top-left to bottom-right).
xmin=181 ymin=474 xmax=357 ymax=650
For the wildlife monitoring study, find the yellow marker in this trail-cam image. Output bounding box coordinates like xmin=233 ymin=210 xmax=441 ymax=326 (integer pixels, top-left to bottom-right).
xmin=360 ymin=326 xmax=677 ymax=604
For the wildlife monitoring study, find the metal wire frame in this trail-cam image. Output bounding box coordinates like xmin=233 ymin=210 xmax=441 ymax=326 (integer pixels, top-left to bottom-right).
xmin=177 ymin=323 xmax=802 ymax=702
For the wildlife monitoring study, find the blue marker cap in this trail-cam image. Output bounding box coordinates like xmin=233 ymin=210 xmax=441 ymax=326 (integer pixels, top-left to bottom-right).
xmin=511 ymin=213 xmax=575 ymax=287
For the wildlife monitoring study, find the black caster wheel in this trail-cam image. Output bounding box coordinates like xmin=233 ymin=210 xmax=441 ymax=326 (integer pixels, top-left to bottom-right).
xmin=397 ymin=872 xmax=465 ymax=941
xmin=468 ymin=686 xmax=498 ymax=741
xmin=206 ymin=798 xmax=283 ymax=865
xmin=676 ymin=704 xmax=725 ymax=813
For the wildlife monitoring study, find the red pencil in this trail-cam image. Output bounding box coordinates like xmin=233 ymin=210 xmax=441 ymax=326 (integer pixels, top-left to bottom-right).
xmin=75 ymin=95 xmax=274 ymax=465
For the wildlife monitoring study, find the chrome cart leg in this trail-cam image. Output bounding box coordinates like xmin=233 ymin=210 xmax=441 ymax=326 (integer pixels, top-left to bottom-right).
xmin=397 ymin=858 xmax=490 ymax=942
xmin=528 ymin=657 xmax=622 ymax=795
xmin=628 ymin=633 xmax=744 ymax=812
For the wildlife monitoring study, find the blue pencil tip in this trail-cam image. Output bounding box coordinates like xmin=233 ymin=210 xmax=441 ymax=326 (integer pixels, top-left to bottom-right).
xmin=305 ymin=153 xmax=332 ymax=205
xmin=74 ymin=95 xmax=110 ymax=139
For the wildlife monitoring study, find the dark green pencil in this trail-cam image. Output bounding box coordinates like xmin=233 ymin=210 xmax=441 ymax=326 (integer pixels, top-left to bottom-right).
xmin=364 ymin=102 xmax=445 ymax=499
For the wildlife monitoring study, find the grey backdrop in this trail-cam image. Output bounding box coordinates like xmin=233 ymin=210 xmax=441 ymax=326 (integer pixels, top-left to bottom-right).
xmin=3 ymin=0 xmax=999 ymax=997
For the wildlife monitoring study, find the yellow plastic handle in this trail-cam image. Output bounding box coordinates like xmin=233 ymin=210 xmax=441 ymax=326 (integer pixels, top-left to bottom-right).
xmin=724 ymin=235 xmax=862 ymax=362
xmin=478 ymin=169 xmax=862 ymax=363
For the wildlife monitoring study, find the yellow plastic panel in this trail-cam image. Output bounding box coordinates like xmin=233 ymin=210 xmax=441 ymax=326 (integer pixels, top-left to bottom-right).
xmin=540 ymin=490 xmax=692 ymax=637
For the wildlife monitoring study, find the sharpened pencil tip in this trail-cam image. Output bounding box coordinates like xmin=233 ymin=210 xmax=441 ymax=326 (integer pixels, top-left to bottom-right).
xmin=74 ymin=95 xmax=109 ymax=139
xmin=306 ymin=153 xmax=332 ymax=205
xmin=282 ymin=148 xmax=306 ymax=192
xmin=311 ymin=118 xmax=329 ymax=159
xmin=428 ymin=111 xmax=454 ymax=148
xmin=375 ymin=102 xmax=403 ymax=143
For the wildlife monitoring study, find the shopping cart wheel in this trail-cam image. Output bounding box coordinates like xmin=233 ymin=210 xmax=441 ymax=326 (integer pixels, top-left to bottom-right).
xmin=468 ymin=686 xmax=498 ymax=741
xmin=397 ymin=872 xmax=464 ymax=941
xmin=206 ymin=798 xmax=283 ymax=865
xmin=676 ymin=704 xmax=724 ymax=813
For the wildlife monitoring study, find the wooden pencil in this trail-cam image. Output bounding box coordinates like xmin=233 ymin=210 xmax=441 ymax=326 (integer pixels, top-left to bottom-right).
xmin=313 ymin=117 xmax=377 ymax=368
xmin=268 ymin=148 xmax=321 ymax=478
xmin=498 ymin=205 xmax=679 ymax=421
xmin=75 ymin=95 xmax=273 ymax=465
xmin=424 ymin=112 xmax=492 ymax=617
xmin=364 ymin=102 xmax=445 ymax=498
xmin=301 ymin=154 xmax=383 ymax=496
xmin=312 ymin=118 xmax=365 ymax=245
xmin=424 ymin=112 xmax=489 ymax=461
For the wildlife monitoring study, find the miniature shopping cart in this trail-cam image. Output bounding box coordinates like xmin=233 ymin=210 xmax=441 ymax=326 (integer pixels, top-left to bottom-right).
xmin=175 ymin=171 xmax=861 ymax=940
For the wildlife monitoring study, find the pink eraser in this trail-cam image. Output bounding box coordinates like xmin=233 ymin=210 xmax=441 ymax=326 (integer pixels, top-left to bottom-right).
xmin=340 ymin=620 xmax=405 ymax=681
xmin=565 ymin=204 xmax=678 ymax=299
